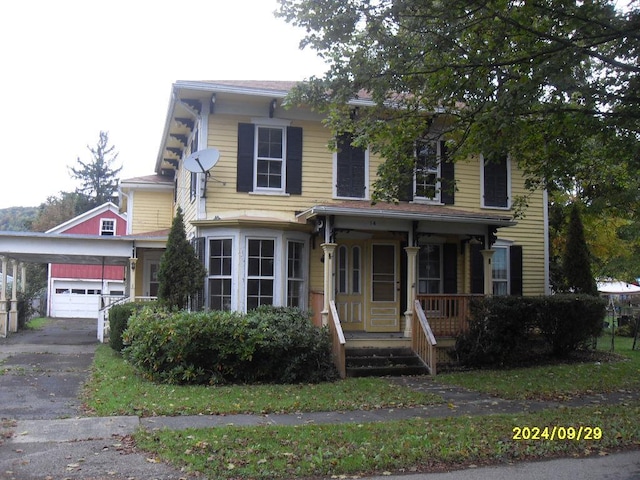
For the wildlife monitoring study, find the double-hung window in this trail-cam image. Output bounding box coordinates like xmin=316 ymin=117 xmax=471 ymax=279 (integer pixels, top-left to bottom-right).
xmin=286 ymin=241 xmax=304 ymax=308
xmin=247 ymin=238 xmax=275 ymax=309
xmin=492 ymin=246 xmax=509 ymax=295
xmin=237 ymin=123 xmax=303 ymax=195
xmin=256 ymin=126 xmax=285 ymax=190
xmin=209 ymin=238 xmax=233 ymax=311
xmin=415 ymin=141 xmax=441 ymax=202
xmin=418 ymin=244 xmax=442 ymax=293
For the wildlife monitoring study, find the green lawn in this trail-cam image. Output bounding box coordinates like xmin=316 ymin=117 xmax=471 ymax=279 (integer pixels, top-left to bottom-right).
xmin=434 ymin=335 xmax=640 ymax=400
xmin=136 ymin=403 xmax=639 ymax=479
xmin=83 ymin=338 xmax=640 ymax=479
xmin=83 ymin=346 xmax=443 ymax=416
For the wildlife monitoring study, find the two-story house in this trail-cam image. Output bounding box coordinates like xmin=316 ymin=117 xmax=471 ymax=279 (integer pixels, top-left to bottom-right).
xmin=120 ymin=80 xmax=549 ymax=371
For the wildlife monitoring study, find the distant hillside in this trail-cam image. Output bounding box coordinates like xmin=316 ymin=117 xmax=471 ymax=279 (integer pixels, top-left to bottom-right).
xmin=0 ymin=206 xmax=39 ymax=231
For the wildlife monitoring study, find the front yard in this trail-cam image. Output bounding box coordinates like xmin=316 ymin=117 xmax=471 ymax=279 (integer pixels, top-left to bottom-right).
xmin=82 ymin=334 xmax=640 ymax=479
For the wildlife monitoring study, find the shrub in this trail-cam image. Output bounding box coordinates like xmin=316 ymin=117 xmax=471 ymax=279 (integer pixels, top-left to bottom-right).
xmin=109 ymin=302 xmax=158 ymax=352
xmin=616 ymin=319 xmax=639 ymax=337
xmin=455 ymin=296 xmax=538 ymax=366
xmin=123 ymin=306 xmax=337 ymax=385
xmin=246 ymin=306 xmax=338 ymax=384
xmin=455 ymin=295 xmax=606 ymax=366
xmin=537 ymin=295 xmax=605 ymax=356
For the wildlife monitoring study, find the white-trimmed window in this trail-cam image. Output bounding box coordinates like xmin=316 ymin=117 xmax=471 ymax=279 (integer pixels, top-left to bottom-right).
xmin=255 ymin=126 xmax=285 ymax=191
xmin=414 ymin=141 xmax=441 ymax=202
xmin=246 ymin=238 xmax=275 ymax=309
xmin=418 ymin=244 xmax=442 ymax=293
xmin=286 ymin=241 xmax=305 ymax=308
xmin=492 ymin=246 xmax=509 ymax=295
xmin=209 ymin=238 xmax=233 ymax=311
xmin=100 ymin=219 xmax=115 ymax=236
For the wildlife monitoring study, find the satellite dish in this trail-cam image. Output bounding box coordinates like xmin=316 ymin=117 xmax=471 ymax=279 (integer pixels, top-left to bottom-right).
xmin=183 ymin=148 xmax=220 ymax=173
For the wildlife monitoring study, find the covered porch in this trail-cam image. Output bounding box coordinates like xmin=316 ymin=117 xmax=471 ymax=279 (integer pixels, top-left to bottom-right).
xmin=298 ymin=201 xmax=517 ymax=377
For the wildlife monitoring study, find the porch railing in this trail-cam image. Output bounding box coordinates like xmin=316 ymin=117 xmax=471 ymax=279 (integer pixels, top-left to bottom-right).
xmin=413 ymin=300 xmax=437 ymax=376
xmin=415 ymin=294 xmax=482 ymax=337
xmin=97 ymin=295 xmax=157 ymax=343
xmin=328 ymin=300 xmax=346 ymax=379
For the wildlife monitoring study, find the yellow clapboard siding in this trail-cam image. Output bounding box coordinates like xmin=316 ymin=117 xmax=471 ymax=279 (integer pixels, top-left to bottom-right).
xmin=130 ymin=190 xmax=173 ymax=235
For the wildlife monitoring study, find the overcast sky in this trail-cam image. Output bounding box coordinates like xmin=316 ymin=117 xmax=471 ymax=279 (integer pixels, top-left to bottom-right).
xmin=0 ymin=0 xmax=327 ymax=209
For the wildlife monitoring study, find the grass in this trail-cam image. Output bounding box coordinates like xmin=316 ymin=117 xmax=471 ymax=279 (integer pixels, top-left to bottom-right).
xmin=434 ymin=335 xmax=640 ymax=400
xmin=136 ymin=403 xmax=640 ymax=479
xmin=83 ymin=337 xmax=640 ymax=478
xmin=24 ymin=317 xmax=49 ymax=330
xmin=83 ymin=346 xmax=443 ymax=416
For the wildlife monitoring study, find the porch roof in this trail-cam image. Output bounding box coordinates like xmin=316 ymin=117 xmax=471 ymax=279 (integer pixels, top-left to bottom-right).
xmin=297 ymin=201 xmax=517 ymax=227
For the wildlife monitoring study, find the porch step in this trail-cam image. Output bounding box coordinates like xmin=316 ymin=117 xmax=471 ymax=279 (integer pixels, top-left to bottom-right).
xmin=345 ymin=347 xmax=429 ymax=377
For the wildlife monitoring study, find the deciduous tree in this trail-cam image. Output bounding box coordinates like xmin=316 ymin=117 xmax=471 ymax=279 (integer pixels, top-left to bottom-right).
xmin=277 ymin=0 xmax=640 ymax=201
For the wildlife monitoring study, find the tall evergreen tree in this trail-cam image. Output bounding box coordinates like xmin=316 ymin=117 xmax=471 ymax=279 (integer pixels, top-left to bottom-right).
xmin=157 ymin=207 xmax=206 ymax=309
xmin=563 ymin=203 xmax=598 ymax=295
xmin=69 ymin=131 xmax=122 ymax=210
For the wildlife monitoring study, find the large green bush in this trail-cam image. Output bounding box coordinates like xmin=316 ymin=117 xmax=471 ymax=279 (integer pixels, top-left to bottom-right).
xmin=455 ymin=295 xmax=606 ymax=367
xmin=537 ymin=295 xmax=606 ymax=356
xmin=123 ymin=306 xmax=338 ymax=385
xmin=455 ymin=296 xmax=538 ymax=366
xmin=109 ymin=302 xmax=158 ymax=352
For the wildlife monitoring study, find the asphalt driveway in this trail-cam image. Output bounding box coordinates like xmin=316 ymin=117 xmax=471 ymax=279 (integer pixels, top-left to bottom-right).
xmin=0 ymin=317 xmax=97 ymax=420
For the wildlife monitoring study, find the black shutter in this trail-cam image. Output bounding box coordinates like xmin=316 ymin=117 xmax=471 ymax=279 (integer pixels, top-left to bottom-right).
xmin=237 ymin=123 xmax=254 ymax=192
xmin=510 ymin=245 xmax=523 ymax=296
xmin=484 ymin=155 xmax=508 ymax=207
xmin=443 ymin=243 xmax=458 ymax=293
xmin=190 ymin=237 xmax=206 ymax=311
xmin=470 ymin=243 xmax=484 ymax=294
xmin=286 ymin=126 xmax=303 ymax=195
xmin=440 ymin=141 xmax=455 ymax=205
xmin=336 ymin=134 xmax=366 ymax=198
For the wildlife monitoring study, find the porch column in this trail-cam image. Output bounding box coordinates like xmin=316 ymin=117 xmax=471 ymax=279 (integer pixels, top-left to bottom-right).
xmin=320 ymin=243 xmax=337 ymax=327
xmin=20 ymin=264 xmax=26 ymax=293
xmin=404 ymin=246 xmax=420 ymax=337
xmin=128 ymin=258 xmax=138 ymax=299
xmin=0 ymin=256 xmax=7 ymax=338
xmin=9 ymin=259 xmax=18 ymax=332
xmin=481 ymin=249 xmax=495 ymax=296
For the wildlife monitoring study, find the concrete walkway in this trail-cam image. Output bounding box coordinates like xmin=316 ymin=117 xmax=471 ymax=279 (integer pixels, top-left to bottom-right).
xmin=1 ymin=318 xmax=639 ymax=479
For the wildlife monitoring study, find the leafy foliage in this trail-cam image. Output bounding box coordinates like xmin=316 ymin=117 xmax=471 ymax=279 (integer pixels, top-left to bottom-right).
xmin=277 ymin=0 xmax=640 ymax=201
xmin=456 ymin=295 xmax=606 ymax=366
xmin=108 ymin=301 xmax=158 ymax=352
xmin=0 ymin=207 xmax=38 ymax=231
xmin=123 ymin=306 xmax=338 ymax=385
xmin=157 ymin=207 xmax=206 ymax=309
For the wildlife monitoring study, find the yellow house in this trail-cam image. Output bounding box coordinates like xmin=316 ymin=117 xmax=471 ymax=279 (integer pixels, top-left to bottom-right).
xmin=120 ymin=80 xmax=549 ymax=375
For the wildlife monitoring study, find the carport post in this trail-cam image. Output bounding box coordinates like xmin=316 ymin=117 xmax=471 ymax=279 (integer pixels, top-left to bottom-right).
xmin=0 ymin=256 xmax=7 ymax=337
xmin=9 ymin=259 xmax=18 ymax=332
xmin=128 ymin=257 xmax=137 ymax=299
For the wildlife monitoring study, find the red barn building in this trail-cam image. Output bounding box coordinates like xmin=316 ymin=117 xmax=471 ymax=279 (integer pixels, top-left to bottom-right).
xmin=46 ymin=202 xmax=127 ymax=318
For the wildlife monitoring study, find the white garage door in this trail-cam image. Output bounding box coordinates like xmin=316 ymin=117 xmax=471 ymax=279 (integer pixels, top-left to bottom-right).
xmin=51 ymin=280 xmax=102 ymax=318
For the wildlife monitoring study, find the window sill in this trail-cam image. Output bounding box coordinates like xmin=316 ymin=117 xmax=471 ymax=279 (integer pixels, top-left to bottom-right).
xmin=481 ymin=204 xmax=511 ymax=211
xmin=411 ymin=199 xmax=443 ymax=206
xmin=249 ymin=191 xmax=291 ymax=197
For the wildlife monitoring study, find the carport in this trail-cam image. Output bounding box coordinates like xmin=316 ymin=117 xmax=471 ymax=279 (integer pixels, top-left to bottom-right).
xmin=0 ymin=231 xmax=138 ymax=338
